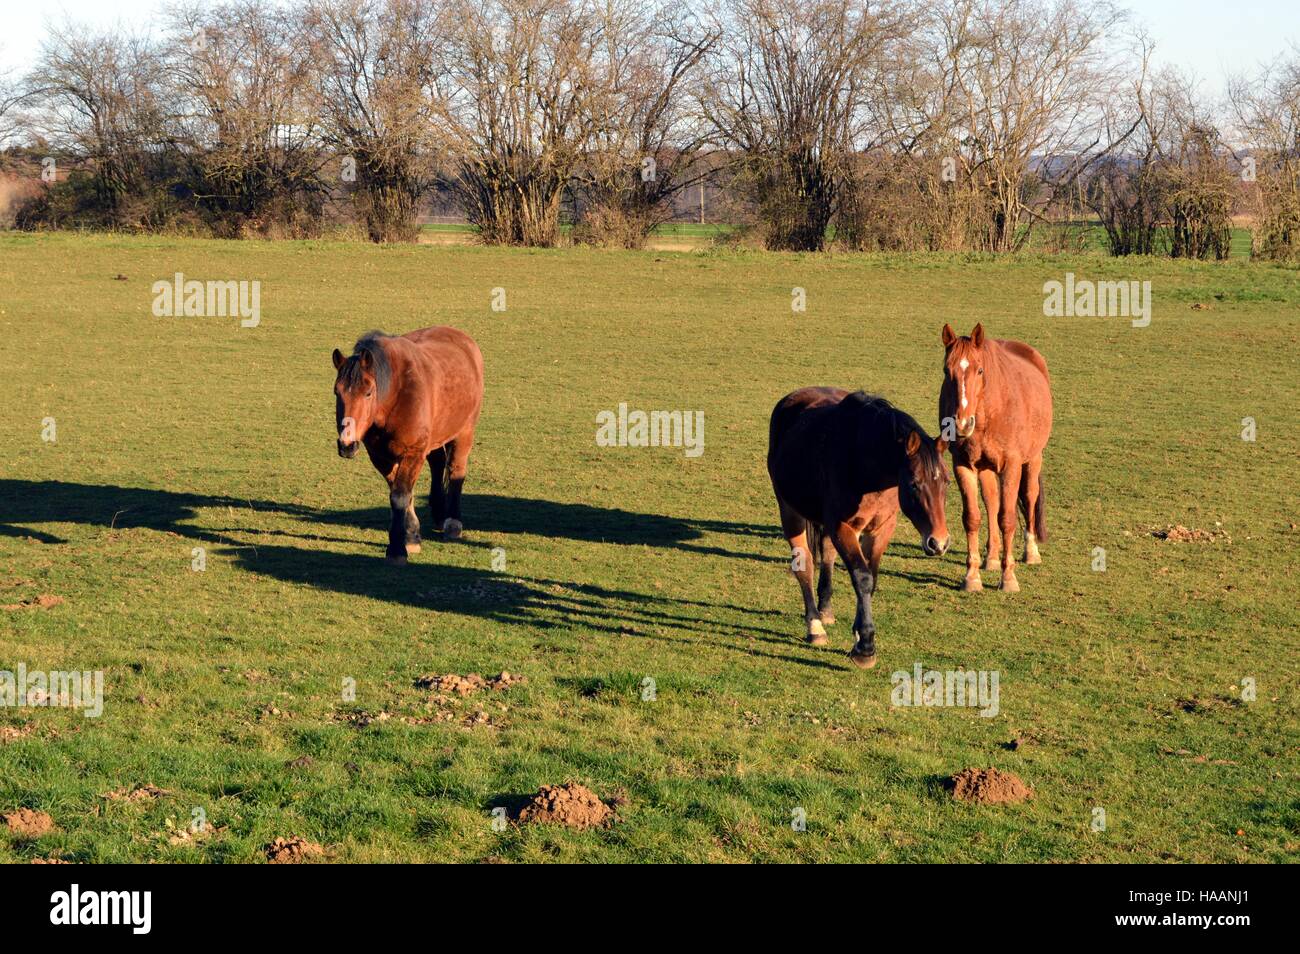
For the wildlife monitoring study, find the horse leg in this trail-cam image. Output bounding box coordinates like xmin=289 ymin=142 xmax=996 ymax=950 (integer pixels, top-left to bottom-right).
xmin=442 ymin=429 xmax=475 ymax=540
xmin=385 ymin=455 xmax=425 ymax=566
xmin=998 ymin=460 xmax=1024 ymax=591
xmin=979 ymin=468 xmax=1002 ymax=573
xmin=955 ymin=464 xmax=983 ymax=592
xmin=779 ymin=500 xmax=824 ymax=644
xmin=1021 ymin=456 xmax=1043 ymax=565
xmin=866 ymin=512 xmax=898 ymax=593
xmin=427 ymin=445 xmax=448 ymax=532
xmin=830 ymin=523 xmax=878 ymax=669
xmin=816 ymin=529 xmax=837 ymax=625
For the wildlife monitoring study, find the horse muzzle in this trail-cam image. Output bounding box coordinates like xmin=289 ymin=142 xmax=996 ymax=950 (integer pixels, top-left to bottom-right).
xmin=337 ymin=440 xmax=359 ymax=459
xmin=924 ymin=535 xmax=950 ymax=556
xmin=956 ymin=416 xmax=976 ymax=438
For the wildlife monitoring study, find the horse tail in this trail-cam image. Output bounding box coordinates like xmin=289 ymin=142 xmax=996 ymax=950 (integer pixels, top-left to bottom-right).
xmin=1034 ymin=477 xmax=1047 ymax=543
xmin=806 ymin=519 xmax=825 ymax=566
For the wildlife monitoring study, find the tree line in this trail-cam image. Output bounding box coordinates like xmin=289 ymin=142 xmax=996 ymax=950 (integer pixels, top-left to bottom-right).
xmin=1 ymin=0 xmax=1298 ymax=258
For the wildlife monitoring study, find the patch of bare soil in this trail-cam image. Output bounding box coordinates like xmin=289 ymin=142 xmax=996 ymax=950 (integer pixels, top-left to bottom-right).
xmin=0 ymin=723 xmax=36 ymax=743
xmin=1175 ymin=695 xmax=1242 ymax=714
xmin=265 ymin=836 xmax=326 ymax=864
xmin=1151 ymin=524 xmax=1229 ymax=543
xmin=1 ymin=594 xmax=64 ymax=611
xmin=31 ymin=857 xmax=71 ymax=864
xmin=103 ymin=784 xmax=171 ymax=802
xmin=516 ymin=783 xmax=621 ymax=830
xmin=4 ymin=808 xmax=55 ymax=837
xmin=948 ymin=768 xmax=1034 ymax=805
xmin=414 ymin=671 xmax=526 ymax=695
xmin=336 ymin=709 xmax=391 ymax=728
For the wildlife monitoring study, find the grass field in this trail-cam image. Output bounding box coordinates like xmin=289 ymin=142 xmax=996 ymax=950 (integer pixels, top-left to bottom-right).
xmin=1 ymin=232 xmax=1297 ymax=863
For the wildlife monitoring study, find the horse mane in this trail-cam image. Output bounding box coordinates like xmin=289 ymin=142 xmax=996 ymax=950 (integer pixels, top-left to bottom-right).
xmin=340 ymin=331 xmax=393 ymax=396
xmin=845 ymin=391 xmax=942 ymax=470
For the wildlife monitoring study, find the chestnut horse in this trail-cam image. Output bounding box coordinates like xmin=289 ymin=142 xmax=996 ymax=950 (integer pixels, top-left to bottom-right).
xmin=332 ymin=327 xmax=484 ymax=565
xmin=938 ymin=323 xmax=1051 ymax=593
xmin=768 ymin=388 xmax=950 ymax=669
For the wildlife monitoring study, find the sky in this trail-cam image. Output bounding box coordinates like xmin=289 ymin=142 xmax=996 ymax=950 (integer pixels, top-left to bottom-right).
xmin=2 ymin=0 xmax=1298 ymax=98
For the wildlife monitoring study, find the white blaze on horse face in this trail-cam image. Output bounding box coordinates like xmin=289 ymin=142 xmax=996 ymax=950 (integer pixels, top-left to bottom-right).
xmin=958 ymin=358 xmax=969 ymax=410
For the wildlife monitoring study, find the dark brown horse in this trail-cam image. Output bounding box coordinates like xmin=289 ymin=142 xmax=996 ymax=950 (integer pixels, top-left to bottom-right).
xmin=332 ymin=327 xmax=484 ymax=564
xmin=768 ymin=388 xmax=950 ymax=669
xmin=938 ymin=323 xmax=1051 ymax=593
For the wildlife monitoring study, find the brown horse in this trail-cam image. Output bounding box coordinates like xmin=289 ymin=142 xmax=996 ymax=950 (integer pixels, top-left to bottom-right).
xmin=768 ymin=388 xmax=950 ymax=669
xmin=332 ymin=327 xmax=484 ymax=564
xmin=938 ymin=323 xmax=1051 ymax=593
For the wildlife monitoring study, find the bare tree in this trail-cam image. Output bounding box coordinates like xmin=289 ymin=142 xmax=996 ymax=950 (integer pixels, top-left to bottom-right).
xmin=26 ymin=21 xmax=165 ymax=225
xmin=1230 ymin=48 xmax=1300 ymax=260
xmin=307 ymin=0 xmax=442 ymax=242
xmin=1084 ymin=37 xmax=1168 ymax=255
xmin=921 ymin=0 xmax=1128 ymax=252
xmin=701 ymin=0 xmax=912 ymax=251
xmin=437 ymin=0 xmax=604 ymax=247
xmin=164 ymin=0 xmax=328 ymax=237
xmin=571 ymin=1 xmax=718 ymax=248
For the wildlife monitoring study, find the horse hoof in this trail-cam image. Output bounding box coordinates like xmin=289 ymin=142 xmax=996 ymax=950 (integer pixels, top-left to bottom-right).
xmin=848 ymin=650 xmax=877 ymax=670
xmin=385 ymin=553 xmax=408 ymax=567
xmin=1025 ymin=551 xmax=1042 ymax=565
xmin=442 ymin=518 xmax=463 ymax=540
xmin=806 ymin=619 xmax=828 ymax=646
xmin=406 ymin=543 xmax=422 ymax=555
xmin=819 ymin=612 xmax=836 ymax=625
xmin=1000 ymin=576 xmax=1020 ymax=593
xmin=983 ymin=558 xmax=1002 ymax=572
xmin=963 ymin=575 xmax=983 ymax=592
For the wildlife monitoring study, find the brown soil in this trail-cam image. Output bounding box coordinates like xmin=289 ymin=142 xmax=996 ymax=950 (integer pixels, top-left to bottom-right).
xmin=4 ymin=808 xmax=55 ymax=837
xmin=516 ymin=782 xmax=620 ymax=830
xmin=949 ymin=768 xmax=1034 ymax=804
xmin=0 ymin=724 xmax=36 ymax=743
xmin=265 ymin=836 xmax=326 ymax=864
xmin=103 ymin=784 xmax=171 ymax=802
xmin=414 ymin=671 xmax=526 ymax=695
xmin=1151 ymin=524 xmax=1228 ymax=543
xmin=1 ymin=594 xmax=64 ymax=611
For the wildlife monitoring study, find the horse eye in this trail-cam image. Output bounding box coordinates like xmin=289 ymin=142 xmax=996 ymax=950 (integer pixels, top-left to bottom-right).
xmin=977 ymin=368 xmax=984 ymax=375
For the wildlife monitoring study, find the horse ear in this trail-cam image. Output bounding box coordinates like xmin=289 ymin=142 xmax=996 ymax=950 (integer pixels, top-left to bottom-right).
xmin=971 ymin=323 xmax=985 ymax=347
xmin=941 ymin=324 xmax=956 ymax=348
xmin=332 ymin=348 xmax=345 ymax=370
xmin=905 ymin=431 xmax=921 ymax=456
xmin=935 ymin=437 xmax=948 ymax=455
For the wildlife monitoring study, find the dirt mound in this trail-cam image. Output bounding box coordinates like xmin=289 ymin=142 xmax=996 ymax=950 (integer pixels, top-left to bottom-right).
xmin=1151 ymin=524 xmax=1228 ymax=543
xmin=1 ymin=594 xmax=64 ymax=611
xmin=103 ymin=784 xmax=171 ymax=802
xmin=265 ymin=836 xmax=326 ymax=864
xmin=948 ymin=768 xmax=1033 ymax=804
xmin=0 ymin=724 xmax=35 ymax=743
xmin=4 ymin=808 xmax=55 ymax=837
xmin=516 ymin=783 xmax=620 ymax=830
xmin=414 ymin=671 xmax=526 ymax=695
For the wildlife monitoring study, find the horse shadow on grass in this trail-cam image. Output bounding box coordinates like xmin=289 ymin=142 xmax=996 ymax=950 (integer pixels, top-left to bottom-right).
xmin=0 ymin=479 xmax=844 ymax=670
